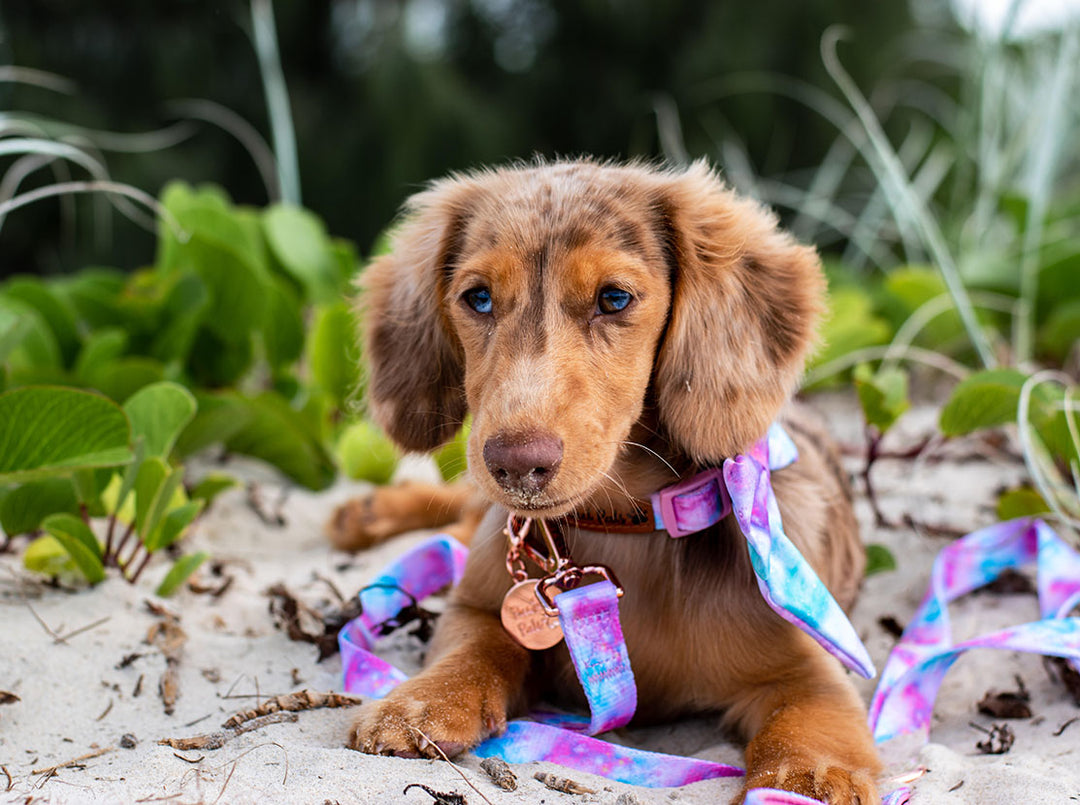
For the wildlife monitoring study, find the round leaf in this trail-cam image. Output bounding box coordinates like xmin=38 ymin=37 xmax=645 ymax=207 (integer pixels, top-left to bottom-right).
xmin=0 ymin=387 xmax=132 ymax=484
xmin=263 ymin=204 xmax=340 ymax=303
xmin=123 ymin=381 xmax=197 ymax=458
xmin=41 ymin=512 xmax=105 ymax=584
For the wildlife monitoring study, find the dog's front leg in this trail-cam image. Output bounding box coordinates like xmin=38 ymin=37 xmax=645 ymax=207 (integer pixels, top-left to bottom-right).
xmin=730 ymin=642 xmax=882 ymax=805
xmin=347 ymin=603 xmax=529 ymax=758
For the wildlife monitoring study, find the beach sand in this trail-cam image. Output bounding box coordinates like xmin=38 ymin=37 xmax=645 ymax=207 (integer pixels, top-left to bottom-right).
xmin=2 ymin=394 xmax=1078 ymax=804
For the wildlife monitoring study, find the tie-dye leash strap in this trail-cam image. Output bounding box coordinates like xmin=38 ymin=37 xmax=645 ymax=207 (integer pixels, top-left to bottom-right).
xmin=339 ymin=534 xmax=469 ymax=697
xmin=869 ymin=517 xmax=1080 ymax=744
xmin=654 ymin=423 xmax=877 ymax=679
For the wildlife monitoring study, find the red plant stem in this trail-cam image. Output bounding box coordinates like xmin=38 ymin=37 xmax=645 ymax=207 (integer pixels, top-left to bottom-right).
xmin=120 ymin=538 xmax=144 ymax=576
xmin=104 ymin=513 xmax=117 ymax=565
xmin=112 ymin=521 xmax=137 ymax=565
xmin=129 ymin=549 xmax=154 ymax=584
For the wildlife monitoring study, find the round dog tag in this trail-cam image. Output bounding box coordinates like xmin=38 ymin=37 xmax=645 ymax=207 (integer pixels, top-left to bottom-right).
xmin=500 ymin=579 xmax=564 ymax=650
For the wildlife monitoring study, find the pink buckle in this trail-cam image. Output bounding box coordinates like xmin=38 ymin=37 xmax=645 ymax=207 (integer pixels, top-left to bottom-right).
xmin=651 ymin=468 xmax=732 ymax=539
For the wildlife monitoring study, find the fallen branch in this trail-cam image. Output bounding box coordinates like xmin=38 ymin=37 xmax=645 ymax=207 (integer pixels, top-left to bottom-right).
xmin=159 ymin=712 xmax=300 ymax=752
xmin=221 ymin=689 xmax=362 ymax=730
xmin=160 ymin=690 xmax=362 ymax=752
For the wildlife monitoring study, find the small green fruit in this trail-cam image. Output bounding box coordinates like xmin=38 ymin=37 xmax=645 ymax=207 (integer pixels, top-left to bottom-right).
xmin=336 ymin=421 xmax=399 ymax=484
xmin=433 ymin=422 xmax=470 ymax=482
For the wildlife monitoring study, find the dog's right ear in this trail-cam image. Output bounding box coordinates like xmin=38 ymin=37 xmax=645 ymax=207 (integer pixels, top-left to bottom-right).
xmin=360 ymin=178 xmax=481 ymax=452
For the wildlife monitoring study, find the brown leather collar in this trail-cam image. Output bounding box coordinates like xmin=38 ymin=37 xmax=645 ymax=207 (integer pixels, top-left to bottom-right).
xmin=565 ymin=499 xmax=657 ymax=533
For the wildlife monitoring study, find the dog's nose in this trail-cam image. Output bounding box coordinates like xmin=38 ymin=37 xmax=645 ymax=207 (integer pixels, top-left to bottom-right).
xmin=483 ymin=430 xmax=563 ymax=495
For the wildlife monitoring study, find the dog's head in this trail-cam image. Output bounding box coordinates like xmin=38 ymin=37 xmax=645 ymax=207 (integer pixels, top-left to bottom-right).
xmin=362 ymin=160 xmax=824 ymax=515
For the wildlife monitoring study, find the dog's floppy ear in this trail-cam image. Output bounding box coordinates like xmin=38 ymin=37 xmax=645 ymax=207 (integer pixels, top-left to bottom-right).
xmin=361 ymin=178 xmax=481 ymax=452
xmin=651 ymin=161 xmax=825 ymax=462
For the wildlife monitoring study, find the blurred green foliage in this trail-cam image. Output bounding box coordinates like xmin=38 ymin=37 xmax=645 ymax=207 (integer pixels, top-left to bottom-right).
xmin=0 ymin=0 xmax=912 ymax=276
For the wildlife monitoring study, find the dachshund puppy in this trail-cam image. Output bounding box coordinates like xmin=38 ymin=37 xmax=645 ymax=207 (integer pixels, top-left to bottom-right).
xmin=330 ymin=160 xmax=881 ymax=804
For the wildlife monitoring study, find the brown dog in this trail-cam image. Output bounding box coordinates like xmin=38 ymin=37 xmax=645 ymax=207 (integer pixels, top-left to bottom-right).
xmin=329 ymin=160 xmax=881 ymax=804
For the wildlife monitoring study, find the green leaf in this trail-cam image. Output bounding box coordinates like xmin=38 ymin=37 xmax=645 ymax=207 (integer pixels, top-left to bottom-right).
xmin=225 ymin=393 xmax=336 ymax=490
xmin=262 ymin=276 xmax=305 ymax=369
xmin=996 ymin=487 xmax=1051 ymax=521
xmin=0 ymin=297 xmax=62 ymax=375
xmin=1038 ymin=298 xmax=1080 ymax=362
xmin=136 ymin=461 xmax=184 ymax=547
xmin=52 ymin=268 xmax=127 ymax=329
xmin=263 ymin=204 xmax=340 ymax=303
xmin=23 ymin=535 xmax=77 ymax=577
xmin=854 ymin=364 xmax=910 ymax=433
xmin=307 ymin=302 xmax=362 ymax=407
xmin=149 ymin=272 xmax=210 ymax=365
xmin=146 ymin=500 xmax=203 ymax=552
xmin=0 ymin=478 xmax=79 ymax=536
xmin=90 ymin=357 xmax=166 ymax=403
xmin=810 ymin=287 xmax=892 ymax=379
xmin=155 ymin=551 xmax=208 ymax=597
xmin=881 ymin=265 xmax=963 ymax=346
xmin=189 ymin=472 xmax=237 ymax=506
xmin=42 ymin=512 xmax=104 ymax=583
xmin=187 ymin=328 xmax=254 ymax=388
xmin=74 ymin=328 xmax=129 ymax=386
xmin=939 ymin=369 xmax=1028 ymax=436
xmin=335 ymin=420 xmax=399 ymax=484
xmin=1 ymin=277 xmax=80 ymax=367
xmin=123 ymin=382 xmax=197 ymax=458
xmin=865 ymin=544 xmax=897 ymax=576
xmin=173 ymin=391 xmax=253 ymax=457
xmin=180 ymin=234 xmax=270 ymax=345
xmin=0 ymin=387 xmax=132 ymax=484
xmin=133 ymin=457 xmax=168 ymax=535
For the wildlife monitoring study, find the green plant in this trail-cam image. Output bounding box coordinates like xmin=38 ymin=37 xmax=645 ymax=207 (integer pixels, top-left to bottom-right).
xmin=0 ymin=382 xmax=229 ymax=594
xmin=692 ymin=20 xmax=1080 ymax=537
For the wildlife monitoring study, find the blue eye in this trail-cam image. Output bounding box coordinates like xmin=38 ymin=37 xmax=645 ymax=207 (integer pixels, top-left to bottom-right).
xmin=597 ymin=287 xmax=632 ymax=314
xmin=464 ymin=287 xmax=493 ymax=314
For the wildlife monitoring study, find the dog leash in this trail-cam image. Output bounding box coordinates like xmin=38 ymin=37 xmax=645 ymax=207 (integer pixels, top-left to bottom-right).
xmin=869 ymin=517 xmax=1080 ymax=743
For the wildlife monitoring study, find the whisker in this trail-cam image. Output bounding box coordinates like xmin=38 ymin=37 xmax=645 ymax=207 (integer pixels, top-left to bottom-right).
xmin=616 ymin=440 xmax=679 ymax=477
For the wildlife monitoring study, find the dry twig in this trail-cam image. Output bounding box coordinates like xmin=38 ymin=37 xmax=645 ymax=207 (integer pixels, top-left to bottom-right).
xmin=534 ymin=771 xmax=596 ymax=794
xmin=32 ymin=746 xmax=113 ymax=776
xmin=407 ymin=726 xmax=493 ymax=805
xmin=221 ymin=689 xmax=362 ymax=730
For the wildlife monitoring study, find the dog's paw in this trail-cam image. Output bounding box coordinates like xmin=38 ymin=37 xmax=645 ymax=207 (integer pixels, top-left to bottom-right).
xmin=736 ymin=762 xmax=880 ymax=805
xmin=326 ymin=487 xmax=414 ymax=551
xmin=346 ymin=675 xmax=507 ymax=758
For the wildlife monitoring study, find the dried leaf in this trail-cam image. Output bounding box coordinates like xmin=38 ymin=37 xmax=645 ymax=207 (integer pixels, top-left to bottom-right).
xmin=982 ymin=568 xmax=1035 ymax=595
xmin=974 ymin=723 xmax=1015 ymax=755
xmin=0 ymin=691 xmax=19 ymax=706
xmin=877 ymin=616 xmax=904 ymax=639
xmin=1045 ymin=657 xmax=1080 ymax=705
xmin=977 ymin=676 xmax=1032 ymax=719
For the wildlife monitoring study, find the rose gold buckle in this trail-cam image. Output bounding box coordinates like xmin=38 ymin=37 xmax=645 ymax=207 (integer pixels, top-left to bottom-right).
xmin=535 ymin=563 xmax=624 ymax=616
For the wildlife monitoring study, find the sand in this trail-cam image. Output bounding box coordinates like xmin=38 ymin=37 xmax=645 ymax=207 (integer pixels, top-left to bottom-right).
xmin=1 ymin=393 xmax=1078 ymax=804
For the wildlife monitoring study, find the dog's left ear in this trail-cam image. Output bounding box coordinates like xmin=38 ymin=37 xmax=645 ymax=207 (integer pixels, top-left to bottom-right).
xmin=650 ymin=161 xmax=826 ymax=462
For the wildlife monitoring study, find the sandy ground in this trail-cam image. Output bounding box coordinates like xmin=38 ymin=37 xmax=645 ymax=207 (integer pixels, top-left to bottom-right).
xmin=1 ymin=392 xmax=1078 ymax=805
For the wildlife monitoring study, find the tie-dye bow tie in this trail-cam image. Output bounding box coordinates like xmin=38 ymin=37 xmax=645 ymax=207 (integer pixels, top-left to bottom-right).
xmin=652 ymin=422 xmax=876 ymax=678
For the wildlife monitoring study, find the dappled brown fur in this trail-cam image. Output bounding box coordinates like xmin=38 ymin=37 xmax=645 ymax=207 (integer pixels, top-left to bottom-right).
xmin=331 ymin=159 xmax=881 ymax=804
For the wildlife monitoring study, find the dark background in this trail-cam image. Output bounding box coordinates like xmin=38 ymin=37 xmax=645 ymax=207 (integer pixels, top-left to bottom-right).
xmin=0 ymin=0 xmax=918 ymax=277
